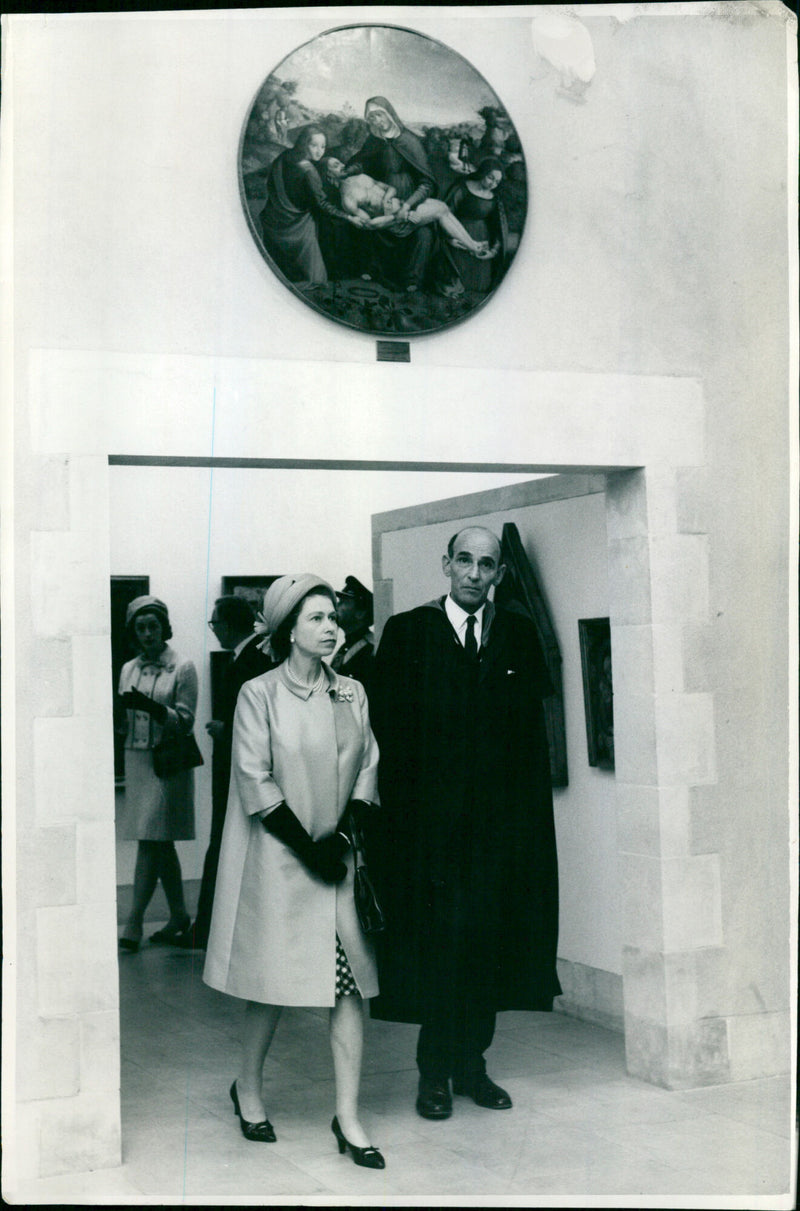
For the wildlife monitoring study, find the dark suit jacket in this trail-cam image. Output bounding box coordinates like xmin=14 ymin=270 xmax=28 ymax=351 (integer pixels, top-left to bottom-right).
xmin=212 ymin=636 xmax=274 ymax=811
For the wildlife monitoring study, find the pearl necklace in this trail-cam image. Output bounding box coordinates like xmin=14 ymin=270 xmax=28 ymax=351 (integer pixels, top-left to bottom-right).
xmin=284 ymin=661 xmax=326 ymax=695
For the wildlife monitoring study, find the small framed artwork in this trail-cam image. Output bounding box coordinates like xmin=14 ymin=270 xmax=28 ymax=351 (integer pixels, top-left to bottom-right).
xmin=578 ymin=618 xmax=614 ymax=770
xmin=220 ymin=575 xmax=281 ymax=618
xmin=239 ymin=23 xmax=528 ymax=338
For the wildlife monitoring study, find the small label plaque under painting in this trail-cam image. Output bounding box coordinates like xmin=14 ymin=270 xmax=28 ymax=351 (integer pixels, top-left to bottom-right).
xmin=376 ymin=341 xmax=410 ymax=363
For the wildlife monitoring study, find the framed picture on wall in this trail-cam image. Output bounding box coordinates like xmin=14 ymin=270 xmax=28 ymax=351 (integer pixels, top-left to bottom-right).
xmin=239 ymin=23 xmax=528 ymax=337
xmin=578 ymin=617 xmax=614 ymax=770
xmin=220 ymin=575 xmax=281 ymax=618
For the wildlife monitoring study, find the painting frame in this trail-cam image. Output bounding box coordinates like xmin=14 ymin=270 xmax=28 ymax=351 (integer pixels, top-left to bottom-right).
xmin=238 ymin=22 xmax=528 ymax=338
xmin=220 ymin=574 xmax=281 ymax=618
xmin=578 ymin=616 xmax=615 ymax=771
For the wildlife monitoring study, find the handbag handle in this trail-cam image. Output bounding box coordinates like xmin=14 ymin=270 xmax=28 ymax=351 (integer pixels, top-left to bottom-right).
xmin=345 ymin=806 xmax=367 ymax=869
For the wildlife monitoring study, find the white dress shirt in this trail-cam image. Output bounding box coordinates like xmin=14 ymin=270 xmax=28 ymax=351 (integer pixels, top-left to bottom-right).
xmin=444 ymin=595 xmax=486 ymax=650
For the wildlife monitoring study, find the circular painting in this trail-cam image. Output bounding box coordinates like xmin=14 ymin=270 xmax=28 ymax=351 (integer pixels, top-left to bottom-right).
xmin=239 ymin=24 xmax=528 ymax=338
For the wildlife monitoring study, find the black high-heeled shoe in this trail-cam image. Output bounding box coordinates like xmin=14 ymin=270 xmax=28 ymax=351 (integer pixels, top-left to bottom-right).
xmin=229 ymin=1080 xmax=276 ymax=1142
xmin=118 ymin=935 xmax=140 ymax=953
xmin=331 ymin=1115 xmax=385 ymax=1169
xmin=150 ymin=914 xmax=192 ymax=945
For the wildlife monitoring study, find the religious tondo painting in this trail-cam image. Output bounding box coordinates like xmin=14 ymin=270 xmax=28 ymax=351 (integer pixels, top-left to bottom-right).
xmin=239 ymin=25 xmax=528 ymax=337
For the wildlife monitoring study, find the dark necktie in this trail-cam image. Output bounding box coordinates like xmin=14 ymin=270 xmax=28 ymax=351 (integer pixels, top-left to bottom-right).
xmin=464 ymin=614 xmax=478 ymax=661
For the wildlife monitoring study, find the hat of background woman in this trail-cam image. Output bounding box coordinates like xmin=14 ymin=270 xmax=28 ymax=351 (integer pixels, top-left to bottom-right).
xmin=125 ymin=595 xmax=169 ymax=629
xmin=254 ymin=574 xmax=334 ymax=654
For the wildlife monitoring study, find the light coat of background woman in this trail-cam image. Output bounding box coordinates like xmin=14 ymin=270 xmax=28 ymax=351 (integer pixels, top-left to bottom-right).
xmin=117 ymin=596 xmax=198 ymax=951
xmin=203 ymin=574 xmax=385 ymax=1169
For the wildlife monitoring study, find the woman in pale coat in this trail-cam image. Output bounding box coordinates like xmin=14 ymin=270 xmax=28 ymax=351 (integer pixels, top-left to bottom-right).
xmin=117 ymin=596 xmax=198 ymax=951
xmin=204 ymin=575 xmax=385 ymax=1169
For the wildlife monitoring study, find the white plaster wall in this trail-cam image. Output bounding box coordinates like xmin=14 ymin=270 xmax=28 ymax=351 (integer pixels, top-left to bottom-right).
xmin=5 ymin=2 xmax=794 ymax=1183
xmin=379 ymin=491 xmax=620 ymax=975
xmin=109 ymin=465 xmax=539 ymax=883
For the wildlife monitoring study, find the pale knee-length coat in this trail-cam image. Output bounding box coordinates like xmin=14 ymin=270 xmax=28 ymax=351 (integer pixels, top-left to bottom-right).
xmin=203 ymin=663 xmax=380 ymax=1006
xmin=117 ymin=644 xmax=198 ymax=841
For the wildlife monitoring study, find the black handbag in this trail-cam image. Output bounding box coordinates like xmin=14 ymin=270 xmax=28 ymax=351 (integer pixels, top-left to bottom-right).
xmin=152 ymin=732 xmax=204 ymax=778
xmin=347 ymin=808 xmax=386 ymax=936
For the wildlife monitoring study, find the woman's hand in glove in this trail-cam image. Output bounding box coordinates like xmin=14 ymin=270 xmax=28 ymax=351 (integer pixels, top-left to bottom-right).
xmin=312 ymin=832 xmax=349 ymax=884
xmin=121 ymin=688 xmax=167 ymax=723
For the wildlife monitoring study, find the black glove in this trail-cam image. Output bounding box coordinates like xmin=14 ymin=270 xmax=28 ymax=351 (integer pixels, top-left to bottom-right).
xmin=121 ymin=688 xmax=168 ymax=723
xmin=346 ymin=799 xmax=374 ymax=828
xmin=262 ymin=803 xmax=347 ymax=884
xmin=315 ymin=831 xmax=350 ymax=874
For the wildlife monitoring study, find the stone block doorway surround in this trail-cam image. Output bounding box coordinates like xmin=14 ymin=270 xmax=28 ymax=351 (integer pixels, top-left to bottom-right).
xmin=12 ymin=352 xmax=746 ymax=1180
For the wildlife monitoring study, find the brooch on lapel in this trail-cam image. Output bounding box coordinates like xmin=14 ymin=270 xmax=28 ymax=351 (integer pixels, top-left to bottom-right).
xmin=333 ymin=686 xmax=354 ymax=702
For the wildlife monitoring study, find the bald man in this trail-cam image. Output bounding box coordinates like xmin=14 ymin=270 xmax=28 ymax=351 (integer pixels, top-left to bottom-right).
xmin=368 ymin=527 xmax=561 ymax=1120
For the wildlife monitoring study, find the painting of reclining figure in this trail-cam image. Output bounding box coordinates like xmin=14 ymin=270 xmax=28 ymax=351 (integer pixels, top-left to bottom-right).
xmin=240 ymin=23 xmax=528 ymax=337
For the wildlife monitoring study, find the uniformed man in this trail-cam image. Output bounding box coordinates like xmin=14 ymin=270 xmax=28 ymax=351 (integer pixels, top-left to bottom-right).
xmin=331 ymin=576 xmax=374 ymax=696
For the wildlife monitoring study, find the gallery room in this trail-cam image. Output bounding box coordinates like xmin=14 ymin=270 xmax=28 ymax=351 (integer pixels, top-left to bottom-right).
xmin=3 ymin=4 xmax=795 ymax=1203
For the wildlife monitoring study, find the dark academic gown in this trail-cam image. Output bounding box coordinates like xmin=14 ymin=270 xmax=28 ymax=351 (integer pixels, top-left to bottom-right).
xmin=368 ymin=598 xmax=562 ymax=1024
xmin=193 ymin=636 xmax=275 ymax=943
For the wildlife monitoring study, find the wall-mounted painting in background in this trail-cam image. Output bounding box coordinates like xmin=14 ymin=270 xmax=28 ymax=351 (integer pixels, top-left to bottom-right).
xmin=239 ymin=24 xmax=528 ymax=337
xmin=220 ymin=575 xmax=281 ymax=618
xmin=578 ymin=617 xmax=614 ymax=770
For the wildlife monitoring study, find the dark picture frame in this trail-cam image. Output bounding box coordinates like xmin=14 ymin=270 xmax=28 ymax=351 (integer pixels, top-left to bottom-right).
xmin=239 ymin=23 xmax=528 ymax=338
xmin=210 ymin=576 xmax=281 ymax=724
xmin=220 ymin=575 xmax=281 ymax=618
xmin=578 ymin=617 xmax=615 ymax=770
xmin=495 ymin=523 xmax=568 ymax=788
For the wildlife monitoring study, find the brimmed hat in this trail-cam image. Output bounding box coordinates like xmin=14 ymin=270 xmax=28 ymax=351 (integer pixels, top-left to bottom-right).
xmin=254 ymin=574 xmax=334 ymax=657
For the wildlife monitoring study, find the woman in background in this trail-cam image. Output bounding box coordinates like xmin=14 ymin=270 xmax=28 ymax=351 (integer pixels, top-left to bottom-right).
xmin=117 ymin=596 xmax=197 ymax=951
xmin=204 ymin=575 xmax=385 ymax=1169
xmin=441 ymin=158 xmax=508 ymax=296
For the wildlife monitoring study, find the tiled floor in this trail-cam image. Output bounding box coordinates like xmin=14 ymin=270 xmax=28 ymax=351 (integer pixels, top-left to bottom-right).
xmin=15 ymin=938 xmax=797 ymax=1204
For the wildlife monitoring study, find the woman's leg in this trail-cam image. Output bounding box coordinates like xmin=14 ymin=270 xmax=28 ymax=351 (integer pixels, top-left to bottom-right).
xmin=122 ymin=840 xmax=160 ymax=937
xmin=329 ymin=994 xmax=370 ymax=1147
xmin=155 ymin=841 xmax=189 ymax=928
xmin=236 ymin=1001 xmax=282 ymax=1121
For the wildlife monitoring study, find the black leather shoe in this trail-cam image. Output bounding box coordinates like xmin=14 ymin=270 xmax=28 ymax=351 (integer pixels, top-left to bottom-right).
xmin=150 ymin=914 xmax=192 ymax=945
xmin=416 ymin=1078 xmax=452 ymax=1120
xmin=453 ymin=1074 xmax=512 ymax=1110
xmin=173 ymin=922 xmax=206 ymax=950
xmin=331 ymin=1116 xmax=386 ymax=1169
xmin=229 ymin=1080 xmax=276 ymax=1142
